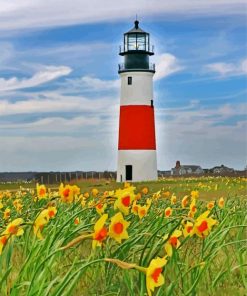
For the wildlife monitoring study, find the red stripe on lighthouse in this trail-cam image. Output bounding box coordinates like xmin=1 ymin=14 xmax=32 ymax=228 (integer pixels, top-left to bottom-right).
xmin=118 ymin=105 xmax=156 ymax=150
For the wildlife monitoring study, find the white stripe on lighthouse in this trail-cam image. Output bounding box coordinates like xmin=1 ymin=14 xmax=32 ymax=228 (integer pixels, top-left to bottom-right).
xmin=120 ymin=72 xmax=154 ymax=106
xmin=117 ymin=150 xmax=157 ymax=182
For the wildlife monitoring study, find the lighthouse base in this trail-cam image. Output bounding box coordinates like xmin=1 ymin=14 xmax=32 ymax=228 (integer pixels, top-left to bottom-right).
xmin=117 ymin=150 xmax=157 ymax=182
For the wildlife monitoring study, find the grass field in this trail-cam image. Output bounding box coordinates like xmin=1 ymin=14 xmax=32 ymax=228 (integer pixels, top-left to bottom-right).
xmin=0 ymin=177 xmax=246 ymax=295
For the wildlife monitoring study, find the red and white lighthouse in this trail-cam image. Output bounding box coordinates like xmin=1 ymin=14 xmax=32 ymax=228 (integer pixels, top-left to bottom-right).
xmin=117 ymin=20 xmax=157 ymax=182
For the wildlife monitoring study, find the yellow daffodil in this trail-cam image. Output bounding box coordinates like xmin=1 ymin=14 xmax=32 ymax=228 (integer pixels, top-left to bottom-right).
xmin=207 ymin=201 xmax=215 ymax=210
xmin=92 ymin=214 xmax=108 ymax=249
xmin=33 ymin=209 xmax=50 ymax=239
xmin=138 ymin=205 xmax=149 ymax=219
xmin=191 ymin=190 xmax=199 ymax=199
xmin=84 ymin=192 xmax=90 ymax=199
xmin=109 ymin=212 xmax=130 ymax=243
xmin=218 ymin=197 xmax=224 ymax=208
xmin=59 ymin=184 xmax=74 ymax=203
xmin=114 ymin=187 xmax=135 ymax=215
xmin=171 ymin=194 xmax=177 ymax=205
xmin=182 ymin=221 xmax=194 ymax=238
xmin=192 ymin=210 xmax=217 ymax=238
xmin=47 ymin=206 xmax=57 ymax=219
xmin=146 ymin=257 xmax=168 ymax=296
xmin=96 ymin=202 xmax=107 ymax=215
xmin=131 ymin=201 xmax=139 ymax=215
xmin=164 ymin=229 xmax=182 ymax=257
xmin=36 ymin=184 xmax=47 ymax=199
xmin=92 ymin=188 xmax=99 ymax=197
xmin=189 ymin=199 xmax=197 ymax=217
xmin=4 ymin=218 xmax=24 ymax=237
xmin=164 ymin=207 xmax=172 ymax=217
xmin=3 ymin=208 xmax=11 ymax=220
xmin=163 ymin=191 xmax=170 ymax=198
xmin=135 ymin=193 xmax=142 ymax=200
xmin=181 ymin=195 xmax=189 ymax=208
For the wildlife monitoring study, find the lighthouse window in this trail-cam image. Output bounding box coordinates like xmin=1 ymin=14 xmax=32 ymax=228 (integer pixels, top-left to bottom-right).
xmin=128 ymin=76 xmax=132 ymax=85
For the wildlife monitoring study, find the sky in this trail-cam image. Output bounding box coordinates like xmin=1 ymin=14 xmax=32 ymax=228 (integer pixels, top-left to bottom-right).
xmin=0 ymin=0 xmax=246 ymax=172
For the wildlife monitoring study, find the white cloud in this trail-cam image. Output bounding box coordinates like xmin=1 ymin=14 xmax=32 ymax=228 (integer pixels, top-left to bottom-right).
xmin=154 ymin=53 xmax=183 ymax=80
xmin=0 ymin=1 xmax=246 ymax=31
xmin=206 ymin=59 xmax=247 ymax=76
xmin=0 ymin=92 xmax=118 ymax=116
xmin=0 ymin=66 xmax=72 ymax=91
xmin=67 ymin=76 xmax=120 ymax=92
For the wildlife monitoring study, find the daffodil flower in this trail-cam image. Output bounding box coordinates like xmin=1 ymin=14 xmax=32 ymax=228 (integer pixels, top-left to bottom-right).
xmin=109 ymin=212 xmax=130 ymax=243
xmin=92 ymin=214 xmax=108 ymax=249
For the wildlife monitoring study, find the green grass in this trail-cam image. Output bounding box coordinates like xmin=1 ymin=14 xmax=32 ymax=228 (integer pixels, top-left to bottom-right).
xmin=0 ymin=176 xmax=246 ymax=295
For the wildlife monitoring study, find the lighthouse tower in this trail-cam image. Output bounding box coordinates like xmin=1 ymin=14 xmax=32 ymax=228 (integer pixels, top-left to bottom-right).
xmin=117 ymin=20 xmax=157 ymax=182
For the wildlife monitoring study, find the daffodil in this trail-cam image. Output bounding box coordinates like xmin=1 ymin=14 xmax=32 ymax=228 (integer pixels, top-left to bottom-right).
xmin=4 ymin=218 xmax=24 ymax=237
xmin=92 ymin=188 xmax=99 ymax=197
xmin=182 ymin=221 xmax=194 ymax=238
xmin=0 ymin=235 xmax=8 ymax=255
xmin=189 ymin=199 xmax=197 ymax=217
xmin=36 ymin=184 xmax=47 ymax=199
xmin=92 ymin=214 xmax=108 ymax=249
xmin=138 ymin=205 xmax=149 ymax=219
xmin=207 ymin=201 xmax=215 ymax=210
xmin=164 ymin=207 xmax=172 ymax=217
xmin=191 ymin=190 xmax=199 ymax=199
xmin=192 ymin=210 xmax=217 ymax=238
xmin=59 ymin=184 xmax=74 ymax=203
xmin=96 ymin=202 xmax=107 ymax=215
xmin=218 ymin=197 xmax=224 ymax=208
xmin=142 ymin=187 xmax=149 ymax=195
xmin=33 ymin=209 xmax=50 ymax=239
xmin=114 ymin=187 xmax=135 ymax=215
xmin=181 ymin=195 xmax=189 ymax=208
xmin=109 ymin=212 xmax=130 ymax=243
xmin=170 ymin=194 xmax=177 ymax=205
xmin=3 ymin=208 xmax=10 ymax=220
xmin=131 ymin=201 xmax=139 ymax=215
xmin=146 ymin=257 xmax=168 ymax=296
xmin=164 ymin=229 xmax=182 ymax=257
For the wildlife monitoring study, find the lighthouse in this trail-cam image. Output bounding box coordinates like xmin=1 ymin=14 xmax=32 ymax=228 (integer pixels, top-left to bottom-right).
xmin=117 ymin=20 xmax=158 ymax=182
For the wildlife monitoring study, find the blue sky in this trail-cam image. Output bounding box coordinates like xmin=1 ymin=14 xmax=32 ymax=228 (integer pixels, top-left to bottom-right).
xmin=0 ymin=0 xmax=246 ymax=171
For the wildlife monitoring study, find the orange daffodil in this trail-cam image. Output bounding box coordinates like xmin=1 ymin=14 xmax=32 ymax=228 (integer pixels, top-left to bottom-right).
xmin=192 ymin=210 xmax=217 ymax=238
xmin=164 ymin=230 xmax=182 ymax=257
xmin=92 ymin=214 xmax=108 ymax=249
xmin=114 ymin=186 xmax=135 ymax=215
xmin=109 ymin=212 xmax=130 ymax=243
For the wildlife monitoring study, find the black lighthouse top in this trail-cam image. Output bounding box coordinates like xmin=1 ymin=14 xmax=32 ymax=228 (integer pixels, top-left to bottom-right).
xmin=118 ymin=20 xmax=155 ymax=73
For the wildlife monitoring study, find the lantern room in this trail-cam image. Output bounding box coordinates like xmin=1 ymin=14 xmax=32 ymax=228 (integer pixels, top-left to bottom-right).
xmin=119 ymin=20 xmax=155 ymax=73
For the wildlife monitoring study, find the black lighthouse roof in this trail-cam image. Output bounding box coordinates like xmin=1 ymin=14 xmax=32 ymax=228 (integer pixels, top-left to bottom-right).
xmin=126 ymin=20 xmax=146 ymax=34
